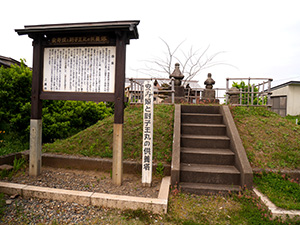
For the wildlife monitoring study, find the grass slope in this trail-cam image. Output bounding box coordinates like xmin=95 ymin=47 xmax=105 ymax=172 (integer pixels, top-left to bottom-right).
xmin=230 ymin=106 xmax=300 ymax=170
xmin=43 ymin=104 xmax=174 ymax=163
xmin=44 ymin=104 xmax=300 ymax=170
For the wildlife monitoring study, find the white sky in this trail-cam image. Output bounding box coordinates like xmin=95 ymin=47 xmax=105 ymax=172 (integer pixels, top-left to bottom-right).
xmin=1 ymin=0 xmax=300 ymax=88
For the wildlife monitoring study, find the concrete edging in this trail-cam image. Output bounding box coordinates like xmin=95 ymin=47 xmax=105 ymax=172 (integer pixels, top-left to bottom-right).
xmin=0 ymin=176 xmax=170 ymax=214
xmin=16 ymin=151 xmax=171 ymax=176
xmin=171 ymin=104 xmax=181 ymax=186
xmin=253 ymin=188 xmax=300 ymax=220
xmin=221 ymin=105 xmax=253 ymax=188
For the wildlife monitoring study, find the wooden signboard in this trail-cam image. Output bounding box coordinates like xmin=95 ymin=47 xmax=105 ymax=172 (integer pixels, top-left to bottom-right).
xmin=16 ymin=21 xmax=139 ymax=185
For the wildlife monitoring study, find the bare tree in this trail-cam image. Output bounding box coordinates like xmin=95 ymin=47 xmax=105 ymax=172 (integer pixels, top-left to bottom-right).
xmin=141 ymin=38 xmax=228 ymax=85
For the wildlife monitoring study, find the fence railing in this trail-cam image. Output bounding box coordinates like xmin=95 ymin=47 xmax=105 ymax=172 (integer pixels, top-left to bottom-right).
xmin=126 ymin=77 xmax=273 ymax=106
xmin=126 ymin=78 xmax=175 ymax=104
xmin=226 ymin=78 xmax=273 ymax=106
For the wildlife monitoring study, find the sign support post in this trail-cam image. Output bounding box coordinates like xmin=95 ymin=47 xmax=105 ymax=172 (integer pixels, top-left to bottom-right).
xmin=29 ymin=37 xmax=43 ymax=176
xmin=112 ymin=33 xmax=126 ymax=185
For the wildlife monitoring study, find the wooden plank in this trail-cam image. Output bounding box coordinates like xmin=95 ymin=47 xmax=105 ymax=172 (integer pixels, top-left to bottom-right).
xmin=114 ymin=32 xmax=127 ymax=124
xmin=40 ymin=92 xmax=115 ymax=102
xmin=31 ymin=36 xmax=43 ymax=119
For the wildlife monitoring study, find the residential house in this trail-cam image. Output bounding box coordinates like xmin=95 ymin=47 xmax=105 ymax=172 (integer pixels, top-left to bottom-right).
xmin=270 ymin=81 xmax=300 ymax=116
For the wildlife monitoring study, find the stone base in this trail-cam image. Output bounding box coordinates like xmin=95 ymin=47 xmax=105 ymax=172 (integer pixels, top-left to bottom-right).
xmin=174 ymin=86 xmax=185 ymax=97
xmin=202 ymin=89 xmax=216 ymax=99
xmin=163 ymin=97 xmax=187 ymax=104
xmin=197 ymin=98 xmax=220 ymax=104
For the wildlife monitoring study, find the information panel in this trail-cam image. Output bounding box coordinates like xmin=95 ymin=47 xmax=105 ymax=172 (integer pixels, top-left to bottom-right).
xmin=43 ymin=46 xmax=116 ymax=93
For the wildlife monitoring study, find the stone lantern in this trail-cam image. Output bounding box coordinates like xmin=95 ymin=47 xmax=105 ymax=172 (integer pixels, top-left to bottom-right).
xmin=227 ymin=86 xmax=240 ymax=104
xmin=169 ymin=63 xmax=184 ymax=87
xmin=163 ymin=63 xmax=186 ymax=103
xmin=204 ymin=73 xmax=215 ymax=89
xmin=201 ymin=73 xmax=219 ymax=103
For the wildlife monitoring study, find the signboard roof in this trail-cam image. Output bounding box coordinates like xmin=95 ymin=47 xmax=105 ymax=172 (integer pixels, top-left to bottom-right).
xmin=15 ymin=20 xmax=140 ymax=39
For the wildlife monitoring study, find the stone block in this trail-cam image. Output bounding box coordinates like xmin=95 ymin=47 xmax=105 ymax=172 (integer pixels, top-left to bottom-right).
xmin=0 ymin=181 xmax=26 ymax=196
xmin=22 ymin=185 xmax=93 ymax=206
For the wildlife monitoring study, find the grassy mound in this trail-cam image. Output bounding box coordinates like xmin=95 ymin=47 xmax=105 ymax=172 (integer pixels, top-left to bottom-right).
xmin=43 ymin=104 xmax=174 ymax=163
xmin=230 ymin=106 xmax=300 ymax=170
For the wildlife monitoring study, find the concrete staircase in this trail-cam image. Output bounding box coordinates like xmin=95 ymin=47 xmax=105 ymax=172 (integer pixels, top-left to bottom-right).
xmin=171 ymin=105 xmax=253 ymax=195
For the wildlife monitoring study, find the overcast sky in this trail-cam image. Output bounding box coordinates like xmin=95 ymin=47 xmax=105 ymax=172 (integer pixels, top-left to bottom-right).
xmin=1 ymin=0 xmax=300 ymax=88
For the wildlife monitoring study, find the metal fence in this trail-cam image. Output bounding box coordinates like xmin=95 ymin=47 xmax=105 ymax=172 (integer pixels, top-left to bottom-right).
xmin=225 ymin=78 xmax=273 ymax=106
xmin=126 ymin=77 xmax=272 ymax=106
xmin=126 ymin=78 xmax=175 ymax=104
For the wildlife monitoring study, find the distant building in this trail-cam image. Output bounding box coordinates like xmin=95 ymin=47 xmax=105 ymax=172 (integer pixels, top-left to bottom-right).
xmin=0 ymin=55 xmax=22 ymax=68
xmin=270 ymin=81 xmax=300 ymax=116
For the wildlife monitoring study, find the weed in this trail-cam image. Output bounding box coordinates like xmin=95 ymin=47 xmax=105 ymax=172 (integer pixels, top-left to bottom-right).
xmin=0 ymin=157 xmax=26 ymax=179
xmin=0 ymin=193 xmax=5 ymax=216
xmin=155 ymin=162 xmax=164 ymax=177
xmin=13 ymin=157 xmax=26 ymax=173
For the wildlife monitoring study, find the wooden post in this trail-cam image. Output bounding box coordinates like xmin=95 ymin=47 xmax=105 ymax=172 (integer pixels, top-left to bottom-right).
xmin=112 ymin=32 xmax=126 ymax=186
xmin=142 ymin=81 xmax=154 ymax=187
xmin=29 ymin=36 xmax=43 ymax=176
xmin=226 ymin=78 xmax=229 ymax=104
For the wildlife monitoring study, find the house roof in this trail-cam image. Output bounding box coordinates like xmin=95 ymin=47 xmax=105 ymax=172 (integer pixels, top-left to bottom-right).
xmin=15 ymin=20 xmax=140 ymax=40
xmin=0 ymin=55 xmax=22 ymax=68
xmin=271 ymin=81 xmax=300 ymax=91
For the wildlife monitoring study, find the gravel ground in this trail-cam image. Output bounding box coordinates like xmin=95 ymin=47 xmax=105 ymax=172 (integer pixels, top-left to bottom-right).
xmin=1 ymin=195 xmax=123 ymax=224
xmin=0 ymin=167 xmax=162 ymax=224
xmin=2 ymin=167 xmax=161 ymax=198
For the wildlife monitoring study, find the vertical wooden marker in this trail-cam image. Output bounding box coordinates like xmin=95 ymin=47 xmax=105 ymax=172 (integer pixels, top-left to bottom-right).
xmin=142 ymin=81 xmax=154 ymax=187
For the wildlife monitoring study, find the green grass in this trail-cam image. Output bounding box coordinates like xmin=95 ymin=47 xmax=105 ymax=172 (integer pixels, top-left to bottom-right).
xmin=285 ymin=115 xmax=300 ymax=125
xmin=254 ymin=171 xmax=300 ymax=210
xmin=43 ymin=104 xmax=174 ymax=163
xmin=230 ymin=106 xmax=300 ymax=170
xmin=97 ymin=190 xmax=298 ymax=224
xmin=0 ymin=132 xmax=29 ymax=156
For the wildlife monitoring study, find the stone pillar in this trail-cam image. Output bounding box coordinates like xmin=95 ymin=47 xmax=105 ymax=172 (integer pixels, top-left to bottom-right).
xmin=29 ymin=119 xmax=42 ymax=176
xmin=112 ymin=123 xmax=123 ymax=186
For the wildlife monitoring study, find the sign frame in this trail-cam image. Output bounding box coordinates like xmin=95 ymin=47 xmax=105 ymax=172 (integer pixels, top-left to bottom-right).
xmin=16 ymin=21 xmax=139 ymax=184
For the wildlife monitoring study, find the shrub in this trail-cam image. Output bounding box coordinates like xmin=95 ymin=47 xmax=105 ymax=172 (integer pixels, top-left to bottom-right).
xmin=0 ymin=60 xmax=113 ymax=147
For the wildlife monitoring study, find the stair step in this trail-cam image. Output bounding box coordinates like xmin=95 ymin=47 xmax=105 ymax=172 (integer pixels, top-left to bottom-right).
xmin=180 ymin=163 xmax=240 ymax=185
xmin=181 ymin=163 xmax=239 ymax=173
xmin=179 ymin=182 xmax=241 ymax=195
xmin=181 ymin=148 xmax=235 ymax=165
xmin=181 ymin=113 xmax=223 ymax=124
xmin=181 ymin=123 xmax=226 ymax=135
xmin=181 ymin=105 xmax=220 ymax=114
xmin=181 ymin=134 xmax=230 ymax=148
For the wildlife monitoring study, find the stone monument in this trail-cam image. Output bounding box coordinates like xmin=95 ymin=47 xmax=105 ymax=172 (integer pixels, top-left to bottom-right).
xmin=164 ymin=63 xmax=187 ymax=103
xmin=227 ymin=86 xmax=240 ymax=104
xmin=200 ymin=73 xmax=219 ymax=103
xmin=170 ymin=63 xmax=185 ymax=97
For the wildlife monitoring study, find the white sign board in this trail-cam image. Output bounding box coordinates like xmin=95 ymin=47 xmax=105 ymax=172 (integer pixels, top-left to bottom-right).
xmin=43 ymin=46 xmax=116 ymax=93
xmin=142 ymin=81 xmax=154 ymax=186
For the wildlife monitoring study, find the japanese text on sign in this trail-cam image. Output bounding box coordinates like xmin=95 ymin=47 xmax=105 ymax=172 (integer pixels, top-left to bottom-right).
xmin=43 ymin=46 xmax=116 ymax=93
xmin=142 ymin=81 xmax=154 ymax=186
